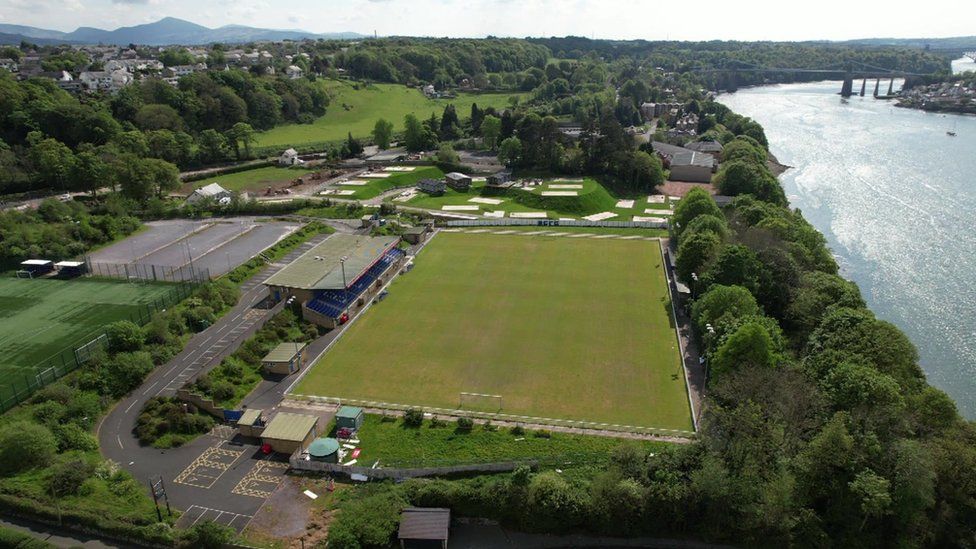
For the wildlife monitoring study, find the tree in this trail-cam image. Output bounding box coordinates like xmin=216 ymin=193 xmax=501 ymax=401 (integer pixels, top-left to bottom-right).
xmin=29 ymin=137 xmax=75 ymax=191
xmin=710 ymin=322 xmax=778 ymax=381
xmin=673 ymin=187 xmax=722 ymax=235
xmin=403 ymin=113 xmax=435 ymax=152
xmin=436 ymin=143 xmax=459 ymax=165
xmin=372 ymin=118 xmax=394 ymax=149
xmin=70 ymin=150 xmax=108 ymax=197
xmin=225 ymin=122 xmax=255 ymax=159
xmin=0 ymin=421 xmax=57 ymax=475
xmin=105 ymin=320 xmax=145 ymax=353
xmin=439 ymin=104 xmax=461 ymax=140
xmin=345 ymin=132 xmax=363 ymax=157
xmin=133 ymin=104 xmax=184 ymax=131
xmin=691 ymin=284 xmax=760 ymax=336
xmin=480 ymin=114 xmax=501 ymax=150
xmin=715 ymin=160 xmax=786 ymax=205
xmin=849 ymin=470 xmax=892 ymax=528
xmin=676 ymin=230 xmax=721 ymax=284
xmin=197 ymin=129 xmax=229 ymax=164
xmin=703 ymin=244 xmax=763 ymax=296
xmin=822 ymin=361 xmax=903 ymax=411
xmin=498 ymin=137 xmax=522 ymax=167
xmin=682 ymin=214 xmax=729 ymax=241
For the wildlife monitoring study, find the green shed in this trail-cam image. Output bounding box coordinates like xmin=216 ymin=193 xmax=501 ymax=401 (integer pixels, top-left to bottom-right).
xmin=336 ymin=406 xmax=364 ymax=430
xmin=308 ymin=437 xmax=341 ymax=463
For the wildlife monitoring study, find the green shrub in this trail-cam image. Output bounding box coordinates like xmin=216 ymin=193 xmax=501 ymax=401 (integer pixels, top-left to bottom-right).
xmin=456 ymin=417 xmax=474 ymax=432
xmin=105 ymin=320 xmax=146 ymax=353
xmin=52 ymin=423 xmax=98 ymax=452
xmin=534 ymin=429 xmax=552 ymax=439
xmin=403 ymin=408 xmax=424 ymax=427
xmin=210 ymin=381 xmax=235 ymax=402
xmin=511 ymin=425 xmax=525 ymax=436
xmin=178 ymin=520 xmax=234 ymax=549
xmin=0 ymin=525 xmax=55 ymax=548
xmin=429 ymin=417 xmax=446 ymax=428
xmin=0 ymin=421 xmax=57 ymax=476
xmin=49 ymin=459 xmax=95 ymax=496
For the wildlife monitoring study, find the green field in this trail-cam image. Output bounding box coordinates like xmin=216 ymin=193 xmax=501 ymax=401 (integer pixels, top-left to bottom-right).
xmin=349 ymin=166 xmax=445 ymax=200
xmin=255 ymin=80 xmax=528 ymax=150
xmin=186 ymin=165 xmax=316 ymax=193
xmin=0 ymin=277 xmax=174 ymax=384
xmin=295 ymin=232 xmax=692 ymax=431
xmin=404 ymin=177 xmax=679 ymax=220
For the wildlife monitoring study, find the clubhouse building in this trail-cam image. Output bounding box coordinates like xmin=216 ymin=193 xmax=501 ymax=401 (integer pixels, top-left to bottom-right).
xmin=263 ymin=234 xmax=405 ymax=329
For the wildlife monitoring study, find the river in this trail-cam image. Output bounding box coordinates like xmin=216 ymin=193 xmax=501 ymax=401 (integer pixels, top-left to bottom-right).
xmin=718 ymin=63 xmax=976 ymax=418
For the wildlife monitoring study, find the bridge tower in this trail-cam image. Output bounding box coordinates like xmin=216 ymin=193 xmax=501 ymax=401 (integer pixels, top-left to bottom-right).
xmin=860 ymin=79 xmax=866 ymax=97
xmin=887 ymin=78 xmax=894 ymax=96
xmin=840 ymin=63 xmax=855 ymax=97
xmin=873 ymin=78 xmax=880 ymax=98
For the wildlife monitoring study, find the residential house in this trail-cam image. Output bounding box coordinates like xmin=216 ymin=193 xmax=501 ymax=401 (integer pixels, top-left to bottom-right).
xmin=79 ymin=69 xmax=132 ymax=93
xmin=422 ymin=84 xmax=436 ymax=97
xmin=165 ymin=63 xmax=206 ymax=78
xmin=0 ymin=58 xmax=18 ymax=73
xmin=444 ymin=172 xmax=472 ymax=192
xmin=684 ymin=140 xmax=724 ymax=160
xmin=186 ymin=183 xmax=232 ymax=205
xmin=652 ymin=141 xmax=715 ymax=183
xmin=279 ymin=148 xmax=303 ymax=166
xmin=285 ymin=65 xmax=304 ymax=79
xmin=487 ymin=170 xmax=513 ymax=186
xmin=417 ymin=178 xmax=446 ymax=195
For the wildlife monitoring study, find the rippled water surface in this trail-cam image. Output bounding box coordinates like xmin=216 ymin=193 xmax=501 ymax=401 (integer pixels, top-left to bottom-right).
xmin=719 ymin=79 xmax=976 ymax=417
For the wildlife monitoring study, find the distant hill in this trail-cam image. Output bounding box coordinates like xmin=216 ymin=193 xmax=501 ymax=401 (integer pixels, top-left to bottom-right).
xmin=0 ymin=17 xmax=364 ymax=46
xmin=840 ymin=36 xmax=976 ymax=52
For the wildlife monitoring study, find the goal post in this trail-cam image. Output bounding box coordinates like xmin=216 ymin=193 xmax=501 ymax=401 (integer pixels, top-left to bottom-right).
xmin=458 ymin=392 xmax=503 ymax=412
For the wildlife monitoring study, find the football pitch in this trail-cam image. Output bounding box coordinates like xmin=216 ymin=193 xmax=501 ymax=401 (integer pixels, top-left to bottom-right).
xmin=294 ymin=232 xmax=693 ymax=432
xmin=0 ymin=277 xmax=175 ymax=388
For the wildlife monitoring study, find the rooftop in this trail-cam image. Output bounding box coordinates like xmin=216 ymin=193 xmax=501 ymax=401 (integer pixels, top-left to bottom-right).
xmin=193 ymin=182 xmax=229 ymax=197
xmin=261 ymin=412 xmax=318 ymax=442
xmin=262 ymin=342 xmax=306 ymax=363
xmin=671 ymin=150 xmax=715 ymax=168
xmin=238 ymin=408 xmax=263 ymax=427
xmin=337 ymin=406 xmax=363 ymax=419
xmin=398 ymin=507 xmax=450 ymax=541
xmin=263 ymin=234 xmax=400 ymax=290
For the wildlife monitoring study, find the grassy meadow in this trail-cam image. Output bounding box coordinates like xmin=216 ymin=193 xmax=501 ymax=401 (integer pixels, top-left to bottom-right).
xmin=186 ymin=165 xmax=316 ymax=193
xmin=255 ymin=80 xmax=529 ymax=150
xmin=295 ymin=232 xmax=692 ymax=431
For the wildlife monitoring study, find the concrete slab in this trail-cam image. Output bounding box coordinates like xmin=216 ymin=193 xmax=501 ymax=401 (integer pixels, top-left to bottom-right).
xmin=442 ymin=205 xmax=480 ymax=211
xmin=469 ymin=197 xmax=504 ymax=205
xmin=509 ymin=212 xmax=548 ymax=219
xmin=634 ymin=216 xmax=667 ymax=223
xmin=362 ymin=172 xmax=391 ymax=178
xmin=615 ymin=200 xmax=635 ymax=209
xmin=337 ymin=180 xmax=368 ymax=186
xmin=541 ymin=191 xmax=578 ymax=196
xmin=484 ymin=210 xmax=506 ymax=218
xmin=548 ymin=184 xmax=583 ymax=189
xmin=582 ymin=212 xmax=617 ymax=221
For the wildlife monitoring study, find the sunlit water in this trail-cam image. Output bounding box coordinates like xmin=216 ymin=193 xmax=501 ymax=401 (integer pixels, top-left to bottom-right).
xmin=719 ymin=77 xmax=976 ymax=418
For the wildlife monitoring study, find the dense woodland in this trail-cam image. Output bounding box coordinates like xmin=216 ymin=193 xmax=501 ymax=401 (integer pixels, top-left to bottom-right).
xmin=0 ymin=68 xmax=326 ymax=195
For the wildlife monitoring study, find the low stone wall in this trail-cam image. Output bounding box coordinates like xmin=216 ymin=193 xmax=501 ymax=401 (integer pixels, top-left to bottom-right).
xmin=289 ymin=455 xmax=535 ymax=480
xmin=175 ymin=388 xmax=225 ymax=420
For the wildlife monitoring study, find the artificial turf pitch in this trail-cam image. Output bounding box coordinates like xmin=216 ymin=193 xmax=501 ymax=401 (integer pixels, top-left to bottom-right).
xmin=0 ymin=277 xmax=174 ymax=387
xmin=295 ymin=232 xmax=693 ymax=432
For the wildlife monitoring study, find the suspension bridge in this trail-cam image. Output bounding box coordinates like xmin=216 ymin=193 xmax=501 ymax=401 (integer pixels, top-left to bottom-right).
xmin=691 ymin=60 xmax=929 ymax=97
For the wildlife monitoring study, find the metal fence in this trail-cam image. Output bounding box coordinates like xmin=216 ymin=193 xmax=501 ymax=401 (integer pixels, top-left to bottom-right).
xmin=287 ymin=393 xmax=697 ymax=439
xmin=442 ymin=218 xmax=669 ymax=229
xmin=0 ymin=280 xmax=199 ymax=413
xmin=85 ymin=261 xmax=211 ymax=283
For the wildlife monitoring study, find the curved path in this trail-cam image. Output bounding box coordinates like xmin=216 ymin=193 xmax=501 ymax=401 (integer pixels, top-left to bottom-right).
xmin=96 ymin=231 xmax=333 ymax=517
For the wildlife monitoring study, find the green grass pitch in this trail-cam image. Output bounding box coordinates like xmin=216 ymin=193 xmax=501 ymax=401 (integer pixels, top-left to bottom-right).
xmin=295 ymin=232 xmax=693 ymax=432
xmin=0 ymin=277 xmax=175 ymax=387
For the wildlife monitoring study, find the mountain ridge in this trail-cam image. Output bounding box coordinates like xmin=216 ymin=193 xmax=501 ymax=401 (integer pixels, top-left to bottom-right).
xmin=0 ymin=17 xmax=364 ymax=46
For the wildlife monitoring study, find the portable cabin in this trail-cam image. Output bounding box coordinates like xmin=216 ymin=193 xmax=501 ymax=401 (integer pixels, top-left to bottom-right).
xmin=336 ymin=406 xmax=364 ymax=430
xmin=20 ymin=259 xmax=54 ymax=276
xmin=261 ymin=342 xmax=307 ymax=375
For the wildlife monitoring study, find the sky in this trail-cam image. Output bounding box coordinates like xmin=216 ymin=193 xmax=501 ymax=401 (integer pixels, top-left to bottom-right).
xmin=1 ymin=0 xmax=974 ymax=41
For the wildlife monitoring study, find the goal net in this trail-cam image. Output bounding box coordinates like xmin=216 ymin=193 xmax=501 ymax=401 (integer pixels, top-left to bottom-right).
xmin=15 ymin=270 xmax=33 ymax=279
xmin=458 ymin=392 xmax=503 ymax=412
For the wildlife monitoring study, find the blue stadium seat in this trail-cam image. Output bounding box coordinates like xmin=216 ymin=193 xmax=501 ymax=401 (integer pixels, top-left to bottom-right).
xmin=305 ymin=249 xmax=404 ymax=319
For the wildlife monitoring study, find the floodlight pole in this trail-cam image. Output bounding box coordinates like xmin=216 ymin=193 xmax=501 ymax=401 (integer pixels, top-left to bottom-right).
xmin=340 ymin=256 xmax=348 ymax=313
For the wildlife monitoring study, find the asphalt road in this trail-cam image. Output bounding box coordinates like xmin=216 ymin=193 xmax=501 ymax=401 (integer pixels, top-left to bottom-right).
xmin=96 ymin=232 xmax=332 ymax=516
